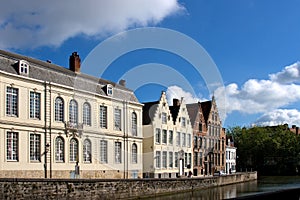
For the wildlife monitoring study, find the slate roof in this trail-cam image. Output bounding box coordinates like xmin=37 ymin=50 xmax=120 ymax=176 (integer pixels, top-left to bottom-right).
xmin=142 ymin=101 xmax=159 ymax=125
xmin=0 ymin=50 xmax=139 ymax=103
xmin=169 ymin=105 xmax=180 ymax=124
xmin=186 ymin=103 xmax=199 ymax=127
xmin=201 ymin=100 xmax=212 ymax=124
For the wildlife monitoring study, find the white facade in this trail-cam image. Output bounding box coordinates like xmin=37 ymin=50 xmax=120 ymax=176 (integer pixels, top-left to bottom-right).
xmin=0 ymin=50 xmax=143 ymax=179
xmin=143 ymin=92 xmax=193 ymax=178
xmin=225 ymin=140 xmax=237 ymax=174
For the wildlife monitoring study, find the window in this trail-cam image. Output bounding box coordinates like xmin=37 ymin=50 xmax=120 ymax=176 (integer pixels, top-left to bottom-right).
xmin=194 ymin=152 xmax=198 ymax=166
xmin=155 ymin=128 xmax=161 ymax=144
xmin=55 ymin=137 xmax=64 ymax=162
xmin=162 ymin=112 xmax=167 ymax=124
xmin=174 ymin=152 xmax=178 ymax=168
xmin=83 ymin=102 xmax=91 ymax=126
xmin=181 ymin=117 xmax=186 ymax=127
xmin=156 ymin=151 xmax=161 ymax=168
xmin=132 ymin=112 xmax=137 ymax=136
xmin=169 ymin=152 xmax=173 ymax=168
xmin=187 ymin=134 xmax=191 ymax=148
xmin=184 ymin=153 xmax=187 ymax=167
xmin=168 ymin=130 xmax=173 ymax=145
xmin=6 ymin=132 xmax=18 ymax=161
xmin=55 ymin=97 xmax=64 ymax=122
xmin=200 ymin=152 xmax=203 ymax=166
xmin=182 ymin=133 xmax=186 ymax=147
xmin=83 ymin=139 xmax=91 ymax=162
xmin=30 ymin=133 xmax=41 ymax=161
xmin=100 ymin=140 xmax=108 ymax=163
xmin=176 ymin=132 xmax=180 ymax=146
xmin=188 ymin=153 xmax=192 ymax=167
xmin=194 ymin=136 xmax=198 ymax=148
xmin=100 ymin=105 xmax=107 ymax=128
xmin=70 ymin=138 xmax=78 ymax=162
xmin=106 ymin=84 xmax=113 ymax=96
xmin=6 ymin=87 xmax=18 ymax=116
xmin=162 ymin=129 xmax=167 ymax=144
xmin=69 ymin=100 xmax=78 ymax=125
xmin=132 ymin=143 xmax=137 ymax=163
xmin=162 ymin=151 xmax=167 ymax=168
xmin=114 ymin=108 xmax=121 ymax=131
xmin=199 ymin=122 xmax=203 ymax=132
xmin=19 ymin=60 xmax=29 ymax=75
xmin=30 ymin=92 xmax=41 ymax=119
xmin=115 ymin=142 xmax=122 ymax=163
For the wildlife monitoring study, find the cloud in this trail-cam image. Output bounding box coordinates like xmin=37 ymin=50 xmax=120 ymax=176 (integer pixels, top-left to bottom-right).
xmin=166 ymin=85 xmax=202 ymax=105
xmin=254 ymin=109 xmax=300 ymax=127
xmin=215 ymin=62 xmax=300 ymax=115
xmin=269 ymin=62 xmax=300 ymax=84
xmin=0 ymin=0 xmax=184 ymax=49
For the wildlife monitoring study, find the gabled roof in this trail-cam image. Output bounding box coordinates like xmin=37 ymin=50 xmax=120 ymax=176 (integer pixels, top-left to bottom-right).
xmin=186 ymin=103 xmax=199 ymax=127
xmin=201 ymin=100 xmax=212 ymax=124
xmin=142 ymin=101 xmax=159 ymax=125
xmin=169 ymin=105 xmax=180 ymax=124
xmin=0 ymin=50 xmax=139 ymax=103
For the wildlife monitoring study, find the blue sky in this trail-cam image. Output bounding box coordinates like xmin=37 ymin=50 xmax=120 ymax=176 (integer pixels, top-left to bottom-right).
xmin=1 ymin=0 xmax=300 ymax=128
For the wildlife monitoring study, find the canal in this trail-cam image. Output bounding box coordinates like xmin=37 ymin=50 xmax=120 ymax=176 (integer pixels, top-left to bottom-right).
xmin=147 ymin=176 xmax=300 ymax=199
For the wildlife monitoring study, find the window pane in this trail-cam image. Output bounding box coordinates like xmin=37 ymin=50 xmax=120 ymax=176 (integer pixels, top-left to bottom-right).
xmin=83 ymin=103 xmax=91 ymax=126
xmin=6 ymin=87 xmax=18 ymax=116
xmin=132 ymin=143 xmax=137 ymax=163
xmin=162 ymin=130 xmax=167 ymax=144
xmin=115 ymin=142 xmax=122 ymax=163
xmin=6 ymin=132 xmax=18 ymax=161
xmin=30 ymin=134 xmax=41 ymax=161
xmin=30 ymin=92 xmax=41 ymax=119
xmin=155 ymin=128 xmax=161 ymax=144
xmin=100 ymin=106 xmax=107 ymax=128
xmin=168 ymin=130 xmax=173 ymax=145
xmin=162 ymin=151 xmax=167 ymax=168
xmin=70 ymin=138 xmax=78 ymax=162
xmin=114 ymin=108 xmax=121 ymax=131
xmin=100 ymin=140 xmax=108 ymax=163
xmin=69 ymin=100 xmax=78 ymax=125
xmin=55 ymin=137 xmax=64 ymax=162
xmin=156 ymin=151 xmax=161 ymax=168
xmin=83 ymin=139 xmax=91 ymax=162
xmin=132 ymin=112 xmax=137 ymax=136
xmin=55 ymin=97 xmax=64 ymax=122
xmin=169 ymin=152 xmax=173 ymax=168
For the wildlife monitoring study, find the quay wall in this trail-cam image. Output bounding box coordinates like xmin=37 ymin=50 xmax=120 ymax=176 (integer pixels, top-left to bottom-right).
xmin=0 ymin=172 xmax=257 ymax=199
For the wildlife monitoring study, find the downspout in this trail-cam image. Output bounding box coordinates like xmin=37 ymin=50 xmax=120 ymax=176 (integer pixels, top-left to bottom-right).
xmin=44 ymin=81 xmax=47 ymax=178
xmin=126 ymin=101 xmax=129 ymax=179
xmin=123 ymin=100 xmax=126 ymax=179
xmin=49 ymin=82 xmax=52 ymax=178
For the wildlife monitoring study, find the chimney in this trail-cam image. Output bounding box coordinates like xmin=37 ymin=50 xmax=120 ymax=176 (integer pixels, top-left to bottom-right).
xmin=69 ymin=52 xmax=81 ymax=73
xmin=119 ymin=79 xmax=126 ymax=87
xmin=173 ymin=99 xmax=180 ymax=106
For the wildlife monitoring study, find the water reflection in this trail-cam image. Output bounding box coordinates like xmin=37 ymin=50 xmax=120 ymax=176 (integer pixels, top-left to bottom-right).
xmin=147 ymin=176 xmax=300 ymax=200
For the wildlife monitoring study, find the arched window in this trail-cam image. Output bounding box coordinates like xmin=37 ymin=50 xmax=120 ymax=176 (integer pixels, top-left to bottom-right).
xmin=55 ymin=136 xmax=64 ymax=162
xmin=69 ymin=100 xmax=78 ymax=125
xmin=83 ymin=139 xmax=91 ymax=162
xmin=70 ymin=138 xmax=78 ymax=162
xmin=83 ymin=102 xmax=91 ymax=126
xmin=55 ymin=97 xmax=64 ymax=122
xmin=132 ymin=112 xmax=137 ymax=136
xmin=132 ymin=143 xmax=137 ymax=163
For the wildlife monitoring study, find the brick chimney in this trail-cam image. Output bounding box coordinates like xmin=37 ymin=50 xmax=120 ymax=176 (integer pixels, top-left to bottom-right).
xmin=69 ymin=52 xmax=81 ymax=73
xmin=119 ymin=79 xmax=126 ymax=87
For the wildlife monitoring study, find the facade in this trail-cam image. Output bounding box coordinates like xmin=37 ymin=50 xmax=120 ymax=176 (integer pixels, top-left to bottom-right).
xmin=187 ymin=97 xmax=225 ymax=176
xmin=225 ymin=139 xmax=237 ymax=174
xmin=142 ymin=92 xmax=193 ymax=178
xmin=0 ymin=50 xmax=143 ymax=179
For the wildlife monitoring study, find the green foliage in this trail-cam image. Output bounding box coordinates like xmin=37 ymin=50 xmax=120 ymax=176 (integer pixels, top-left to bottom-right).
xmin=227 ymin=125 xmax=300 ymax=175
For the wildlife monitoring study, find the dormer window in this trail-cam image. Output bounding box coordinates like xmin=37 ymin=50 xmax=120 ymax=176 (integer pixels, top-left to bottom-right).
xmin=19 ymin=60 xmax=29 ymax=76
xmin=106 ymin=84 xmax=113 ymax=96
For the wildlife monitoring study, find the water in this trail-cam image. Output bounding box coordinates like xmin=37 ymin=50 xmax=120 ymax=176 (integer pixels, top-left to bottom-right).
xmin=148 ymin=176 xmax=300 ymax=199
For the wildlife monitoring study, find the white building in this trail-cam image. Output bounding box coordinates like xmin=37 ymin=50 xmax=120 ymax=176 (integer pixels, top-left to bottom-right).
xmin=142 ymin=92 xmax=193 ymax=178
xmin=225 ymin=139 xmax=237 ymax=174
xmin=0 ymin=50 xmax=143 ymax=179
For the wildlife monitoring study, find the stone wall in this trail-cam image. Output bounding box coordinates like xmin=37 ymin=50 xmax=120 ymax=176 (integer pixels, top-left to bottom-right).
xmin=0 ymin=172 xmax=257 ymax=199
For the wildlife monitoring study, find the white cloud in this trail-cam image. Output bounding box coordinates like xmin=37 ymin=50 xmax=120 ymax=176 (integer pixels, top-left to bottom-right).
xmin=166 ymin=85 xmax=202 ymax=105
xmin=215 ymin=62 xmax=300 ymax=115
xmin=0 ymin=0 xmax=184 ymax=49
xmin=254 ymin=109 xmax=300 ymax=127
xmin=269 ymin=62 xmax=300 ymax=84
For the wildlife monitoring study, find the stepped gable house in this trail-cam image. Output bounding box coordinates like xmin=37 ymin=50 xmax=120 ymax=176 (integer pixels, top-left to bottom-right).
xmin=142 ymin=92 xmax=193 ymax=178
xmin=0 ymin=50 xmax=143 ymax=179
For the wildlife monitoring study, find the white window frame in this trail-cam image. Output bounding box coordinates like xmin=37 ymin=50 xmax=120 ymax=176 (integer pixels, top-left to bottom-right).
xmin=100 ymin=105 xmax=107 ymax=128
xmin=100 ymin=140 xmax=108 ymax=163
xmin=69 ymin=138 xmax=78 ymax=162
xmin=115 ymin=141 xmax=122 ymax=164
xmin=114 ymin=108 xmax=122 ymax=131
xmin=30 ymin=91 xmax=41 ymax=119
xmin=6 ymin=132 xmax=18 ymax=161
xmin=55 ymin=97 xmax=64 ymax=122
xmin=83 ymin=102 xmax=91 ymax=126
xmin=6 ymin=86 xmax=18 ymax=116
xmin=83 ymin=139 xmax=91 ymax=163
xmin=30 ymin=133 xmax=41 ymax=161
xmin=55 ymin=136 xmax=64 ymax=162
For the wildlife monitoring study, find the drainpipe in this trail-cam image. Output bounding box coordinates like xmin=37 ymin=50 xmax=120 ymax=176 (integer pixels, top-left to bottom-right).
xmin=44 ymin=81 xmax=47 ymax=178
xmin=49 ymin=82 xmax=52 ymax=178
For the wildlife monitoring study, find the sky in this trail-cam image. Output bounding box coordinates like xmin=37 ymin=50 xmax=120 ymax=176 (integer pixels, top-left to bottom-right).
xmin=1 ymin=0 xmax=300 ymax=128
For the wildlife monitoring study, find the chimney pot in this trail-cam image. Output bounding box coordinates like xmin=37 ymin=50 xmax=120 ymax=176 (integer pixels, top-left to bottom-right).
xmin=119 ymin=79 xmax=126 ymax=87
